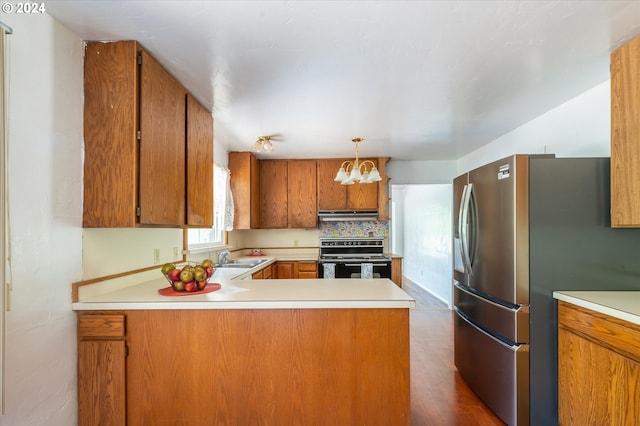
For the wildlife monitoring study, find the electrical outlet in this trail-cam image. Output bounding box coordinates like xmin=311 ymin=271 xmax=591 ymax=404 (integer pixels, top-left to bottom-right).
xmin=153 ymin=248 xmax=160 ymax=264
xmin=173 ymin=246 xmax=180 ymax=260
xmin=294 ymin=240 xmax=299 ymax=247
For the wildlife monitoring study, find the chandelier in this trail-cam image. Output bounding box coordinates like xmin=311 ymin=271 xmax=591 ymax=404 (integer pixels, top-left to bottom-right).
xmin=252 ymin=136 xmax=273 ymax=153
xmin=334 ymin=137 xmax=382 ymax=185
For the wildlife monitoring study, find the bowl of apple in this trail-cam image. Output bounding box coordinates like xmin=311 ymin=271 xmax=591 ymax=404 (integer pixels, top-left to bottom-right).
xmin=161 ymin=260 xmax=215 ymax=292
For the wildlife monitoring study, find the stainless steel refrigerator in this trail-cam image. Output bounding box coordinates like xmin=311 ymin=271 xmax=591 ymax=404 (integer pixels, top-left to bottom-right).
xmin=453 ymin=155 xmax=640 ymax=426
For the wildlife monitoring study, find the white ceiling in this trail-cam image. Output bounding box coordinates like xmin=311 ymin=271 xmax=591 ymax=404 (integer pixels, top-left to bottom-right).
xmin=46 ymin=1 xmax=640 ymax=161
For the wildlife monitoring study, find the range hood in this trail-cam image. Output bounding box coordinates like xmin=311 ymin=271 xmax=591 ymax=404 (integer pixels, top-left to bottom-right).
xmin=318 ymin=210 xmax=379 ymax=222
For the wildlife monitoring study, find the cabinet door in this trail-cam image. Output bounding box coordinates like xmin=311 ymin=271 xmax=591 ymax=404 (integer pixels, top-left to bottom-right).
xmin=275 ymin=261 xmax=296 ymax=279
xmin=297 ymin=261 xmax=317 ymax=279
xmin=348 ymin=158 xmax=378 ymax=209
xmin=229 ymin=152 xmax=261 ymax=229
xmin=263 ymin=264 xmax=273 ymax=279
xmin=139 ymin=50 xmax=186 ymax=225
xmin=611 ymin=35 xmax=640 ymax=227
xmin=260 ymin=160 xmax=288 ymax=228
xmin=558 ymin=302 xmax=640 ymax=425
xmin=391 ymin=257 xmax=403 ymax=288
xmin=77 ymin=313 xmax=126 ymax=426
xmin=317 ymin=159 xmax=348 ymax=210
xmin=288 ymin=160 xmax=317 ymax=228
xmin=78 ymin=340 xmax=126 ymax=426
xmin=83 ymin=41 xmax=139 ymax=227
xmin=185 ymin=94 xmax=214 ymax=227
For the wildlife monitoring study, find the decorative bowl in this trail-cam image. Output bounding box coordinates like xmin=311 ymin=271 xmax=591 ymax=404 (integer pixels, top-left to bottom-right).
xmin=161 ymin=260 xmax=215 ymax=292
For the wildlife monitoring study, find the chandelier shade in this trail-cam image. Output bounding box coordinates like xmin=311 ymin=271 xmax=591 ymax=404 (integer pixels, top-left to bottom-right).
xmin=252 ymin=136 xmax=273 ymax=153
xmin=334 ymin=138 xmax=382 ymax=185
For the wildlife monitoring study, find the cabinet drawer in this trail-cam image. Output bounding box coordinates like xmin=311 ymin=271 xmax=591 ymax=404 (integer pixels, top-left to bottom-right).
xmin=297 ymin=261 xmax=317 ymax=272
xmin=78 ymin=314 xmax=125 ymax=339
xmin=558 ymin=301 xmax=640 ymax=362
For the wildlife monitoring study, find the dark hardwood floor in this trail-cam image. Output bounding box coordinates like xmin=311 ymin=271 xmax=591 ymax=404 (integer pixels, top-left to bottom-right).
xmin=404 ymin=282 xmax=505 ymax=425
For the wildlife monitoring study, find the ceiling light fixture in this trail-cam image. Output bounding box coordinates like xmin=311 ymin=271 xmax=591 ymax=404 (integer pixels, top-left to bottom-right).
xmin=252 ymin=136 xmax=273 ymax=153
xmin=334 ymin=137 xmax=382 ymax=185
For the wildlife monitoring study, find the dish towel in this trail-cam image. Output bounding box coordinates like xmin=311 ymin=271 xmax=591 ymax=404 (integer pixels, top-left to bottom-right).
xmin=323 ymin=263 xmax=336 ymax=279
xmin=361 ymin=263 xmax=373 ymax=279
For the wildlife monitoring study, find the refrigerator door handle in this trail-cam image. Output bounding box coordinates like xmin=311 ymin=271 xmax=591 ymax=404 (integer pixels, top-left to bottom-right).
xmin=455 ymin=309 xmax=526 ymax=352
xmin=457 ymin=184 xmax=468 ymax=267
xmin=460 ymin=183 xmax=474 ymax=274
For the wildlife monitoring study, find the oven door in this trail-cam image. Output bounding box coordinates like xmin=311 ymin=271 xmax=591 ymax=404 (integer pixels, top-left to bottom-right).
xmin=319 ymin=260 xmax=391 ymax=279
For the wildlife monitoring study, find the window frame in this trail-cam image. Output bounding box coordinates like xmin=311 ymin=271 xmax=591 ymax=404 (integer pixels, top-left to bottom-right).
xmin=186 ymin=163 xmax=230 ymax=251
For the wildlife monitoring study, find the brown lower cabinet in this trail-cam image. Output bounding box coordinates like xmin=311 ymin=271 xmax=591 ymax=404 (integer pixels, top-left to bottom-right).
xmin=77 ymin=308 xmax=410 ymax=425
xmin=77 ymin=313 xmax=126 ymax=426
xmin=558 ymin=301 xmax=640 ymax=425
xmin=391 ymin=257 xmax=403 ymax=288
xmin=252 ymin=261 xmax=319 ymax=279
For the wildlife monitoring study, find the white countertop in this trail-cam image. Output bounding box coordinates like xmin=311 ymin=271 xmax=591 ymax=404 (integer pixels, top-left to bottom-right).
xmin=73 ymin=257 xmax=415 ymax=310
xmin=553 ymin=291 xmax=640 ymax=326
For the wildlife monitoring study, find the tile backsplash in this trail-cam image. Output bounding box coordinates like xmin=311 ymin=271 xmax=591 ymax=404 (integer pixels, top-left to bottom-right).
xmin=319 ymin=221 xmax=389 ymax=238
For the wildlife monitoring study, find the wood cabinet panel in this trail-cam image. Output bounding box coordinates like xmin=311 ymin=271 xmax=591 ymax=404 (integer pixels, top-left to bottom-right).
xmin=125 ymin=308 xmax=410 ymax=425
xmin=263 ymin=264 xmax=273 ymax=278
xmin=275 ymin=261 xmax=296 ymax=279
xmin=83 ymin=41 xmax=139 ymax=227
xmin=77 ymin=312 xmax=127 ymax=426
xmin=260 ymin=160 xmax=288 ymax=228
xmin=611 ymin=35 xmax=640 ymax=227
xmin=78 ymin=340 xmax=126 ymax=426
xmin=297 ymin=260 xmax=318 ymax=279
xmin=347 ymin=158 xmax=378 ymax=209
xmin=138 ymin=50 xmax=186 ymax=225
xmin=391 ymin=257 xmax=403 ymax=288
xmin=287 ymin=160 xmax=317 ymax=228
xmin=185 ymin=94 xmax=214 ymax=227
xmin=317 ymin=159 xmax=348 ymax=210
xmin=377 ymin=157 xmax=390 ymax=220
xmin=229 ymin=151 xmax=260 ymax=229
xmin=78 ymin=314 xmax=125 ymax=338
xmin=83 ymin=41 xmax=212 ymax=228
xmin=317 ymin=158 xmax=379 ymax=210
xmin=558 ymin=301 xmax=640 ymax=425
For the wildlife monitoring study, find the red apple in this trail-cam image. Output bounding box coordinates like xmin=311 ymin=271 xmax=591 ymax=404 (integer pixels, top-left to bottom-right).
xmin=204 ymin=266 xmax=214 ymax=278
xmin=184 ymin=281 xmax=197 ymax=292
xmin=197 ymin=280 xmax=207 ymax=290
xmin=167 ymin=269 xmax=181 ymax=283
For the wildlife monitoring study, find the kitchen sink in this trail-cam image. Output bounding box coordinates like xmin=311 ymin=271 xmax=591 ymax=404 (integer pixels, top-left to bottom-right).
xmin=215 ymin=259 xmax=269 ymax=269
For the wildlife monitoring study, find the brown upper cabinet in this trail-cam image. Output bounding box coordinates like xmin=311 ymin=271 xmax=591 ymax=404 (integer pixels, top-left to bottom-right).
xmin=611 ymin=35 xmax=640 ymax=227
xmin=287 ymin=160 xmax=318 ymax=228
xmin=83 ymin=40 xmax=213 ymax=227
xmin=229 ymin=151 xmax=261 ymax=229
xmin=260 ymin=160 xmax=289 ymax=228
xmin=317 ymin=159 xmax=348 ymax=210
xmin=317 ymin=158 xmax=379 ymax=210
xmin=186 ymin=94 xmax=214 ymax=228
xmin=229 ymin=153 xmax=389 ymax=228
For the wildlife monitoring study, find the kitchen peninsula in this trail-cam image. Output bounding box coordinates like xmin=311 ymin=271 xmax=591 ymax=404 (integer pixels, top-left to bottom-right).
xmin=74 ymin=260 xmax=415 ymax=425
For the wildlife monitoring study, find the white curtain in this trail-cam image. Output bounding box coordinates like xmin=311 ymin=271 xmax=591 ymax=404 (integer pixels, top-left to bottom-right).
xmin=216 ymin=165 xmax=234 ymax=231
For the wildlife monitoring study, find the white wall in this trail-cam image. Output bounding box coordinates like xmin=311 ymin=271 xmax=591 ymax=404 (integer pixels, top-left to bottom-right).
xmin=392 ymin=81 xmax=612 ymax=309
xmin=457 ymin=81 xmax=610 ymax=173
xmin=397 ymin=185 xmax=452 ymax=306
xmin=3 ymin=13 xmax=82 ymax=424
xmin=387 ymin=159 xmax=457 ymax=184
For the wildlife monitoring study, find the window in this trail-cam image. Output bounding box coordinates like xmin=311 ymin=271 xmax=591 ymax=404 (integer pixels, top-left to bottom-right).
xmin=187 ymin=164 xmax=232 ymax=249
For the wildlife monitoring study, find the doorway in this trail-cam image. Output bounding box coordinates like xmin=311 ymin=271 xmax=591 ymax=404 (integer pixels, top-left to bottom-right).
xmin=391 ymin=184 xmax=452 ymax=308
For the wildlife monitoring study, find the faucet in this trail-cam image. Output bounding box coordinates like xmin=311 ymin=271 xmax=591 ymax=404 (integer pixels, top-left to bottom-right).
xmin=218 ymin=249 xmax=230 ymax=265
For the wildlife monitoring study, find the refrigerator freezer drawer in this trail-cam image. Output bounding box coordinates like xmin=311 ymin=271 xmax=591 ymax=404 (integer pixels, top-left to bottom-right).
xmin=454 ymin=310 xmax=530 ymax=426
xmin=454 ymin=282 xmax=529 ymax=343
